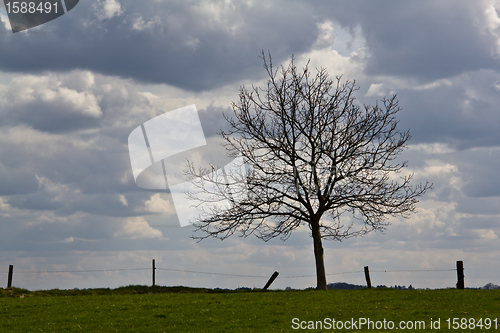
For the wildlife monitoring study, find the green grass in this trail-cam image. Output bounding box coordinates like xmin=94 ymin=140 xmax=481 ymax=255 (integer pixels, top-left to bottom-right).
xmin=0 ymin=286 xmax=499 ymax=332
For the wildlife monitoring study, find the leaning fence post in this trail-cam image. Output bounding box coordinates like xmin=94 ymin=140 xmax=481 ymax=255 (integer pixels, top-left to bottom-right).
xmin=7 ymin=265 xmax=13 ymax=288
xmin=152 ymin=259 xmax=156 ymax=287
xmin=364 ymin=266 xmax=372 ymax=289
xmin=262 ymin=271 xmax=279 ymax=291
xmin=456 ymin=261 xmax=464 ymax=289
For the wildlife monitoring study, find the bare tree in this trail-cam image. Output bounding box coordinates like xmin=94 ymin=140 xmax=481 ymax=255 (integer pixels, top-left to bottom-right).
xmin=186 ymin=52 xmax=432 ymax=290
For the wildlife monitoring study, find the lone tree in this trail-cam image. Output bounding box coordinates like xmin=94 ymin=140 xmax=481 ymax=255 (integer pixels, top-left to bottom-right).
xmin=187 ymin=52 xmax=431 ymax=290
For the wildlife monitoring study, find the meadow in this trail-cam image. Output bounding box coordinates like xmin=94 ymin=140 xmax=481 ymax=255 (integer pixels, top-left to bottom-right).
xmin=0 ymin=286 xmax=499 ymax=332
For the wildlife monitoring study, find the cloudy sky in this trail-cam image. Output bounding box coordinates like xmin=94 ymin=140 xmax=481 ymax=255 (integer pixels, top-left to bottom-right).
xmin=1 ymin=0 xmax=500 ymax=291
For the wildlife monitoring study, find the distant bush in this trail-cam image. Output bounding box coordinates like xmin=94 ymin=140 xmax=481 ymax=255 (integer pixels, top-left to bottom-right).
xmin=327 ymin=282 xmax=365 ymax=290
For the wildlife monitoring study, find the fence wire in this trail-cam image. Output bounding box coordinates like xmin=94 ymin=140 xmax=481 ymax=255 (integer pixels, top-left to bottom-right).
xmin=8 ymin=268 xmax=150 ymax=274
xmin=370 ymin=269 xmax=456 ymax=273
xmin=1 ymin=267 xmax=458 ymax=278
xmin=157 ymin=268 xmax=268 ymax=278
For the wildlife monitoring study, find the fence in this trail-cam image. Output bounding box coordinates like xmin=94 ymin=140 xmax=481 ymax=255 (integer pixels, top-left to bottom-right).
xmin=2 ymin=260 xmax=464 ymax=290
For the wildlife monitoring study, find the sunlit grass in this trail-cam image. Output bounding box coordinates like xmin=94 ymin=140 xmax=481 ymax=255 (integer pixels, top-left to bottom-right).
xmin=0 ymin=286 xmax=499 ymax=332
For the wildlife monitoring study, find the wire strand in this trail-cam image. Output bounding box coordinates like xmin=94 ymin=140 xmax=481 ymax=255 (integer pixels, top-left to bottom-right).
xmin=370 ymin=269 xmax=456 ymax=273
xmin=156 ymin=268 xmax=268 ymax=278
xmin=6 ymin=268 xmax=150 ymax=274
xmin=0 ymin=267 xmax=458 ymax=277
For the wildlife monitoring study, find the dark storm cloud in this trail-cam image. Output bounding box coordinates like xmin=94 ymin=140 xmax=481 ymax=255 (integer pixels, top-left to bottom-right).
xmin=320 ymin=0 xmax=500 ymax=82
xmin=2 ymin=1 xmax=498 ymax=94
xmin=0 ymin=0 xmax=319 ymax=91
xmin=390 ymin=70 xmax=500 ymax=149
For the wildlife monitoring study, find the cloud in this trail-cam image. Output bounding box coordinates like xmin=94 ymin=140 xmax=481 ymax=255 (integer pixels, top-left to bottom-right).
xmin=472 ymin=228 xmax=498 ymax=240
xmin=0 ymin=0 xmax=320 ymax=91
xmin=369 ymin=69 xmax=500 ymax=149
xmin=449 ymin=146 xmax=500 ymax=198
xmin=94 ymin=0 xmax=124 ymax=20
xmin=0 ymin=197 xmax=16 ymax=217
xmin=320 ymin=0 xmax=500 ymax=82
xmin=114 ymin=217 xmax=164 ymax=239
xmin=0 ymin=69 xmax=245 ymax=230
xmin=313 ymin=20 xmax=336 ymax=50
xmin=131 ymin=15 xmax=162 ymax=32
xmin=0 ymin=71 xmax=175 ymax=225
xmin=1 ymin=1 xmax=500 ymax=292
xmin=0 ymin=12 xmax=11 ymax=31
xmin=1 ymin=74 xmax=102 ymax=133
xmin=145 ymin=193 xmax=173 ymax=214
xmin=119 ymin=194 xmax=128 ymax=206
xmin=485 ymin=4 xmax=500 ymax=32
xmin=365 ymin=83 xmax=383 ymax=97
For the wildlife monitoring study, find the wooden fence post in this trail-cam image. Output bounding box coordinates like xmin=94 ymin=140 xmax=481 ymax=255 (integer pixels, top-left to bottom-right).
xmin=7 ymin=265 xmax=13 ymax=289
xmin=364 ymin=266 xmax=372 ymax=289
xmin=152 ymin=259 xmax=156 ymax=287
xmin=262 ymin=271 xmax=279 ymax=291
xmin=456 ymin=261 xmax=464 ymax=289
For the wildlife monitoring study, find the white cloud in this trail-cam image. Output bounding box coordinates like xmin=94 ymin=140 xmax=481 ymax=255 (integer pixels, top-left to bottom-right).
xmin=35 ymin=175 xmax=75 ymax=201
xmin=473 ymin=229 xmax=498 ymax=240
xmin=366 ymin=83 xmax=385 ymax=97
xmin=388 ymin=200 xmax=456 ymax=239
xmin=0 ymin=197 xmax=15 ymax=217
xmin=94 ymin=0 xmax=123 ymax=21
xmin=145 ymin=193 xmax=174 ymax=214
xmin=295 ymin=46 xmax=366 ymax=83
xmin=409 ymin=143 xmax=456 ymax=155
xmin=290 ymin=21 xmax=368 ymax=85
xmin=119 ymin=194 xmax=128 ymax=207
xmin=132 ymin=16 xmax=162 ymax=31
xmin=4 ymin=74 xmax=102 ymax=119
xmin=481 ymin=2 xmax=500 ymax=56
xmin=61 ymin=71 xmax=95 ymax=91
xmin=0 ymin=13 xmax=11 ymax=31
xmin=418 ymin=161 xmax=459 ymax=178
xmin=192 ymin=0 xmax=243 ymax=35
xmin=412 ymin=78 xmax=453 ymax=90
xmin=485 ymin=4 xmax=500 ymax=32
xmin=114 ymin=217 xmax=164 ymax=239
xmin=313 ymin=20 xmax=336 ymax=49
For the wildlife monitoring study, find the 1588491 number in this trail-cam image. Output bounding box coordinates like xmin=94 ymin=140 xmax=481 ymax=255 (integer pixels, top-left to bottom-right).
xmin=446 ymin=318 xmax=498 ymax=330
xmin=5 ymin=2 xmax=58 ymax=14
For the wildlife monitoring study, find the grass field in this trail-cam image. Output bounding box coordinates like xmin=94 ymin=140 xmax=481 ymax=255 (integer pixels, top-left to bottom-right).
xmin=1 ymin=286 xmax=499 ymax=332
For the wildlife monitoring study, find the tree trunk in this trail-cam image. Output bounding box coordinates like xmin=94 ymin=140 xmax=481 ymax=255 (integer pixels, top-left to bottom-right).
xmin=311 ymin=219 xmax=327 ymax=290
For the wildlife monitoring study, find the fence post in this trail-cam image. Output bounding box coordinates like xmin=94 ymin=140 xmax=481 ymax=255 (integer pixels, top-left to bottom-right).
xmin=152 ymin=259 xmax=156 ymax=287
xmin=262 ymin=271 xmax=279 ymax=291
xmin=456 ymin=261 xmax=464 ymax=289
xmin=364 ymin=266 xmax=372 ymax=289
xmin=7 ymin=265 xmax=13 ymax=288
